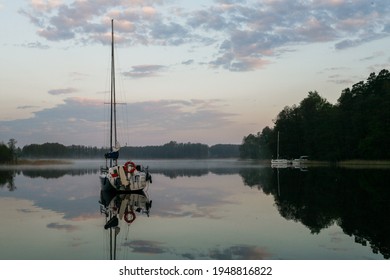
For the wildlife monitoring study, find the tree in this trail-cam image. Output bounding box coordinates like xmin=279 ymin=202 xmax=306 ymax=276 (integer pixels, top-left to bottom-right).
xmin=7 ymin=138 xmax=17 ymax=163
xmin=240 ymin=134 xmax=260 ymax=159
xmin=0 ymin=143 xmax=13 ymax=163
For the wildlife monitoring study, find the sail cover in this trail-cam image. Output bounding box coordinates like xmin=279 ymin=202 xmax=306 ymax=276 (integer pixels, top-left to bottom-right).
xmin=105 ymin=151 xmax=119 ymax=160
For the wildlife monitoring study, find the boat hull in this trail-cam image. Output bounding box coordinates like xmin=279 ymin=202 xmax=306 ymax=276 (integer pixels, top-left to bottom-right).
xmin=100 ymin=166 xmax=151 ymax=192
xmin=99 ymin=172 xmax=112 ymax=191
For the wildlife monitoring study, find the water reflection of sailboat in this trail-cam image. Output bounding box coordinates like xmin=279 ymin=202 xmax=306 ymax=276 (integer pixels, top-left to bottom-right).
xmin=99 ymin=190 xmax=152 ymax=260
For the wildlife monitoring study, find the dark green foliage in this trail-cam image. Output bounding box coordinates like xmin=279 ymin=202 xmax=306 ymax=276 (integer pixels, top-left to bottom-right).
xmin=209 ymin=144 xmax=240 ymax=158
xmin=240 ymin=69 xmax=390 ymax=160
xmin=240 ymin=126 xmax=272 ymax=159
xmin=0 ymin=143 xmax=13 ymax=163
xmin=337 ymin=69 xmax=390 ymax=159
xmin=0 ymin=139 xmax=17 ymax=164
xmin=121 ymin=141 xmax=209 ymax=159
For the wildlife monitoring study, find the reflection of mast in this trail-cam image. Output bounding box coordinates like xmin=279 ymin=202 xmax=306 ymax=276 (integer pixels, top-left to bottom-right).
xmin=99 ymin=190 xmax=152 ymax=260
xmin=103 ymin=207 xmax=120 ymax=260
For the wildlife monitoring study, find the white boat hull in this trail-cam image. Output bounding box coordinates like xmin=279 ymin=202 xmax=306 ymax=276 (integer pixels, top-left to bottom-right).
xmin=100 ymin=163 xmax=151 ymax=192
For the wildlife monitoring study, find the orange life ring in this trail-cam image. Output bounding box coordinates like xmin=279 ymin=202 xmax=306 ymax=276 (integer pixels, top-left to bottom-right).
xmin=124 ymin=161 xmax=136 ymax=173
xmin=124 ymin=207 xmax=136 ymax=224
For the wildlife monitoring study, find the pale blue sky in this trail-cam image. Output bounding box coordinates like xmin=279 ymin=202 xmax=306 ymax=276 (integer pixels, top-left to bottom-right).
xmin=1 ymin=0 xmax=389 ymax=147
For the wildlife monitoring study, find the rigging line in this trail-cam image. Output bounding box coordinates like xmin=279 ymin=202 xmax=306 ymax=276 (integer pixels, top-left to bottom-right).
xmin=103 ymin=53 xmax=111 ymax=150
xmin=113 ymin=33 xmax=131 ymax=150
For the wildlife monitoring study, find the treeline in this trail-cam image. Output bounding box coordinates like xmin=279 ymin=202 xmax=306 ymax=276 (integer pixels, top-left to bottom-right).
xmin=0 ymin=139 xmax=17 ymax=164
xmin=19 ymin=141 xmax=239 ymax=159
xmin=240 ymin=69 xmax=390 ymax=161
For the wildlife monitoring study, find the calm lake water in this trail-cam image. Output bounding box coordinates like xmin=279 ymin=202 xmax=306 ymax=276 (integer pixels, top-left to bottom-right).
xmin=0 ymin=159 xmax=389 ymax=260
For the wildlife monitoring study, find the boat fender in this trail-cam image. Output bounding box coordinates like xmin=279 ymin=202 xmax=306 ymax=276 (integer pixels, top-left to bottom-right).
xmin=124 ymin=207 xmax=136 ymax=224
xmin=124 ymin=161 xmax=136 ymax=174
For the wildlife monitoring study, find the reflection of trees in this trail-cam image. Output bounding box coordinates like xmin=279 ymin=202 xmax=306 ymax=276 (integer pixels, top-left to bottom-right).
xmin=153 ymin=169 xmax=209 ymax=178
xmin=21 ymin=168 xmax=99 ymax=179
xmin=0 ymin=170 xmax=17 ymax=191
xmin=12 ymin=168 xmax=99 ymax=179
xmin=239 ymin=167 xmax=390 ymax=259
xmin=153 ymin=168 xmax=238 ymax=178
xmin=239 ymin=168 xmax=274 ymax=194
xmin=274 ymin=168 xmax=340 ymax=234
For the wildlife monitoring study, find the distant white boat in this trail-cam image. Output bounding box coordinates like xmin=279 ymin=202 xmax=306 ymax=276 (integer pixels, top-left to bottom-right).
xmin=271 ymin=131 xmax=291 ymax=167
xmin=292 ymin=156 xmax=309 ymax=166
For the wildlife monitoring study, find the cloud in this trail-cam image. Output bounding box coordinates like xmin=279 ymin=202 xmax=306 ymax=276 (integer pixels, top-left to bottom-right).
xmin=181 ymin=59 xmax=194 ymax=65
xmin=30 ymin=0 xmax=62 ymax=12
xmin=19 ymin=0 xmax=390 ymax=72
xmin=69 ymin=72 xmax=89 ymax=81
xmin=0 ymin=97 xmax=237 ymax=146
xmin=48 ymin=87 xmax=79 ymax=95
xmin=47 ymin=222 xmax=79 ymax=232
xmin=360 ymin=51 xmax=385 ymax=61
xmin=122 ymin=65 xmax=166 ymax=78
xmin=21 ymin=41 xmax=50 ymax=49
xmin=17 ymin=105 xmax=40 ymax=110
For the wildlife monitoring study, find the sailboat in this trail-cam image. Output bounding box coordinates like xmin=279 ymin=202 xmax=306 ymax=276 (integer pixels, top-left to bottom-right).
xmin=100 ymin=19 xmax=152 ymax=192
xmin=271 ymin=131 xmax=291 ymax=167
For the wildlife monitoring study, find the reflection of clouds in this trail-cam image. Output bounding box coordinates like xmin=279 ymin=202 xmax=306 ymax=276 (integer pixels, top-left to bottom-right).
xmin=121 ymin=240 xmax=272 ymax=260
xmin=329 ymin=231 xmax=345 ymax=244
xmin=47 ymin=222 xmax=79 ymax=232
xmin=17 ymin=208 xmax=38 ymax=213
xmin=70 ymin=237 xmax=88 ymax=248
xmin=319 ymin=244 xmax=349 ymax=252
xmin=209 ymin=245 xmax=272 ymax=260
xmin=181 ymin=253 xmax=196 ymax=260
xmin=155 ymin=204 xmax=223 ymax=220
xmin=123 ymin=240 xmax=167 ymax=254
xmin=151 ymin=175 xmax=236 ymax=220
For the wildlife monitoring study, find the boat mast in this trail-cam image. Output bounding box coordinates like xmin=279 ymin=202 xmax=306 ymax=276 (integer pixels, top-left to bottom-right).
xmin=110 ymin=19 xmax=117 ymax=154
xmin=277 ymin=131 xmax=280 ymax=160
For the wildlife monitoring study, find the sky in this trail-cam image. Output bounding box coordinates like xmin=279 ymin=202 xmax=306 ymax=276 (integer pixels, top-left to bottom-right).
xmin=0 ymin=0 xmax=389 ymax=148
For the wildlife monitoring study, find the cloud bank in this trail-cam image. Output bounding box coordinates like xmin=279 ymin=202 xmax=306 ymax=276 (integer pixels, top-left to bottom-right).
xmin=0 ymin=97 xmax=237 ymax=146
xmin=20 ymin=0 xmax=390 ymax=72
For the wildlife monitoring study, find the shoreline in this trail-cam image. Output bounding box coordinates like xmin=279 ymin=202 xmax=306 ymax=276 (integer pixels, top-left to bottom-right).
xmin=2 ymin=158 xmax=390 ymax=168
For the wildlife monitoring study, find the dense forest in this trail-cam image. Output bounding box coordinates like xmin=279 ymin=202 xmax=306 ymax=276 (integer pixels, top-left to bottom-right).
xmin=240 ymin=69 xmax=390 ymax=161
xmin=11 ymin=141 xmax=239 ymax=159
